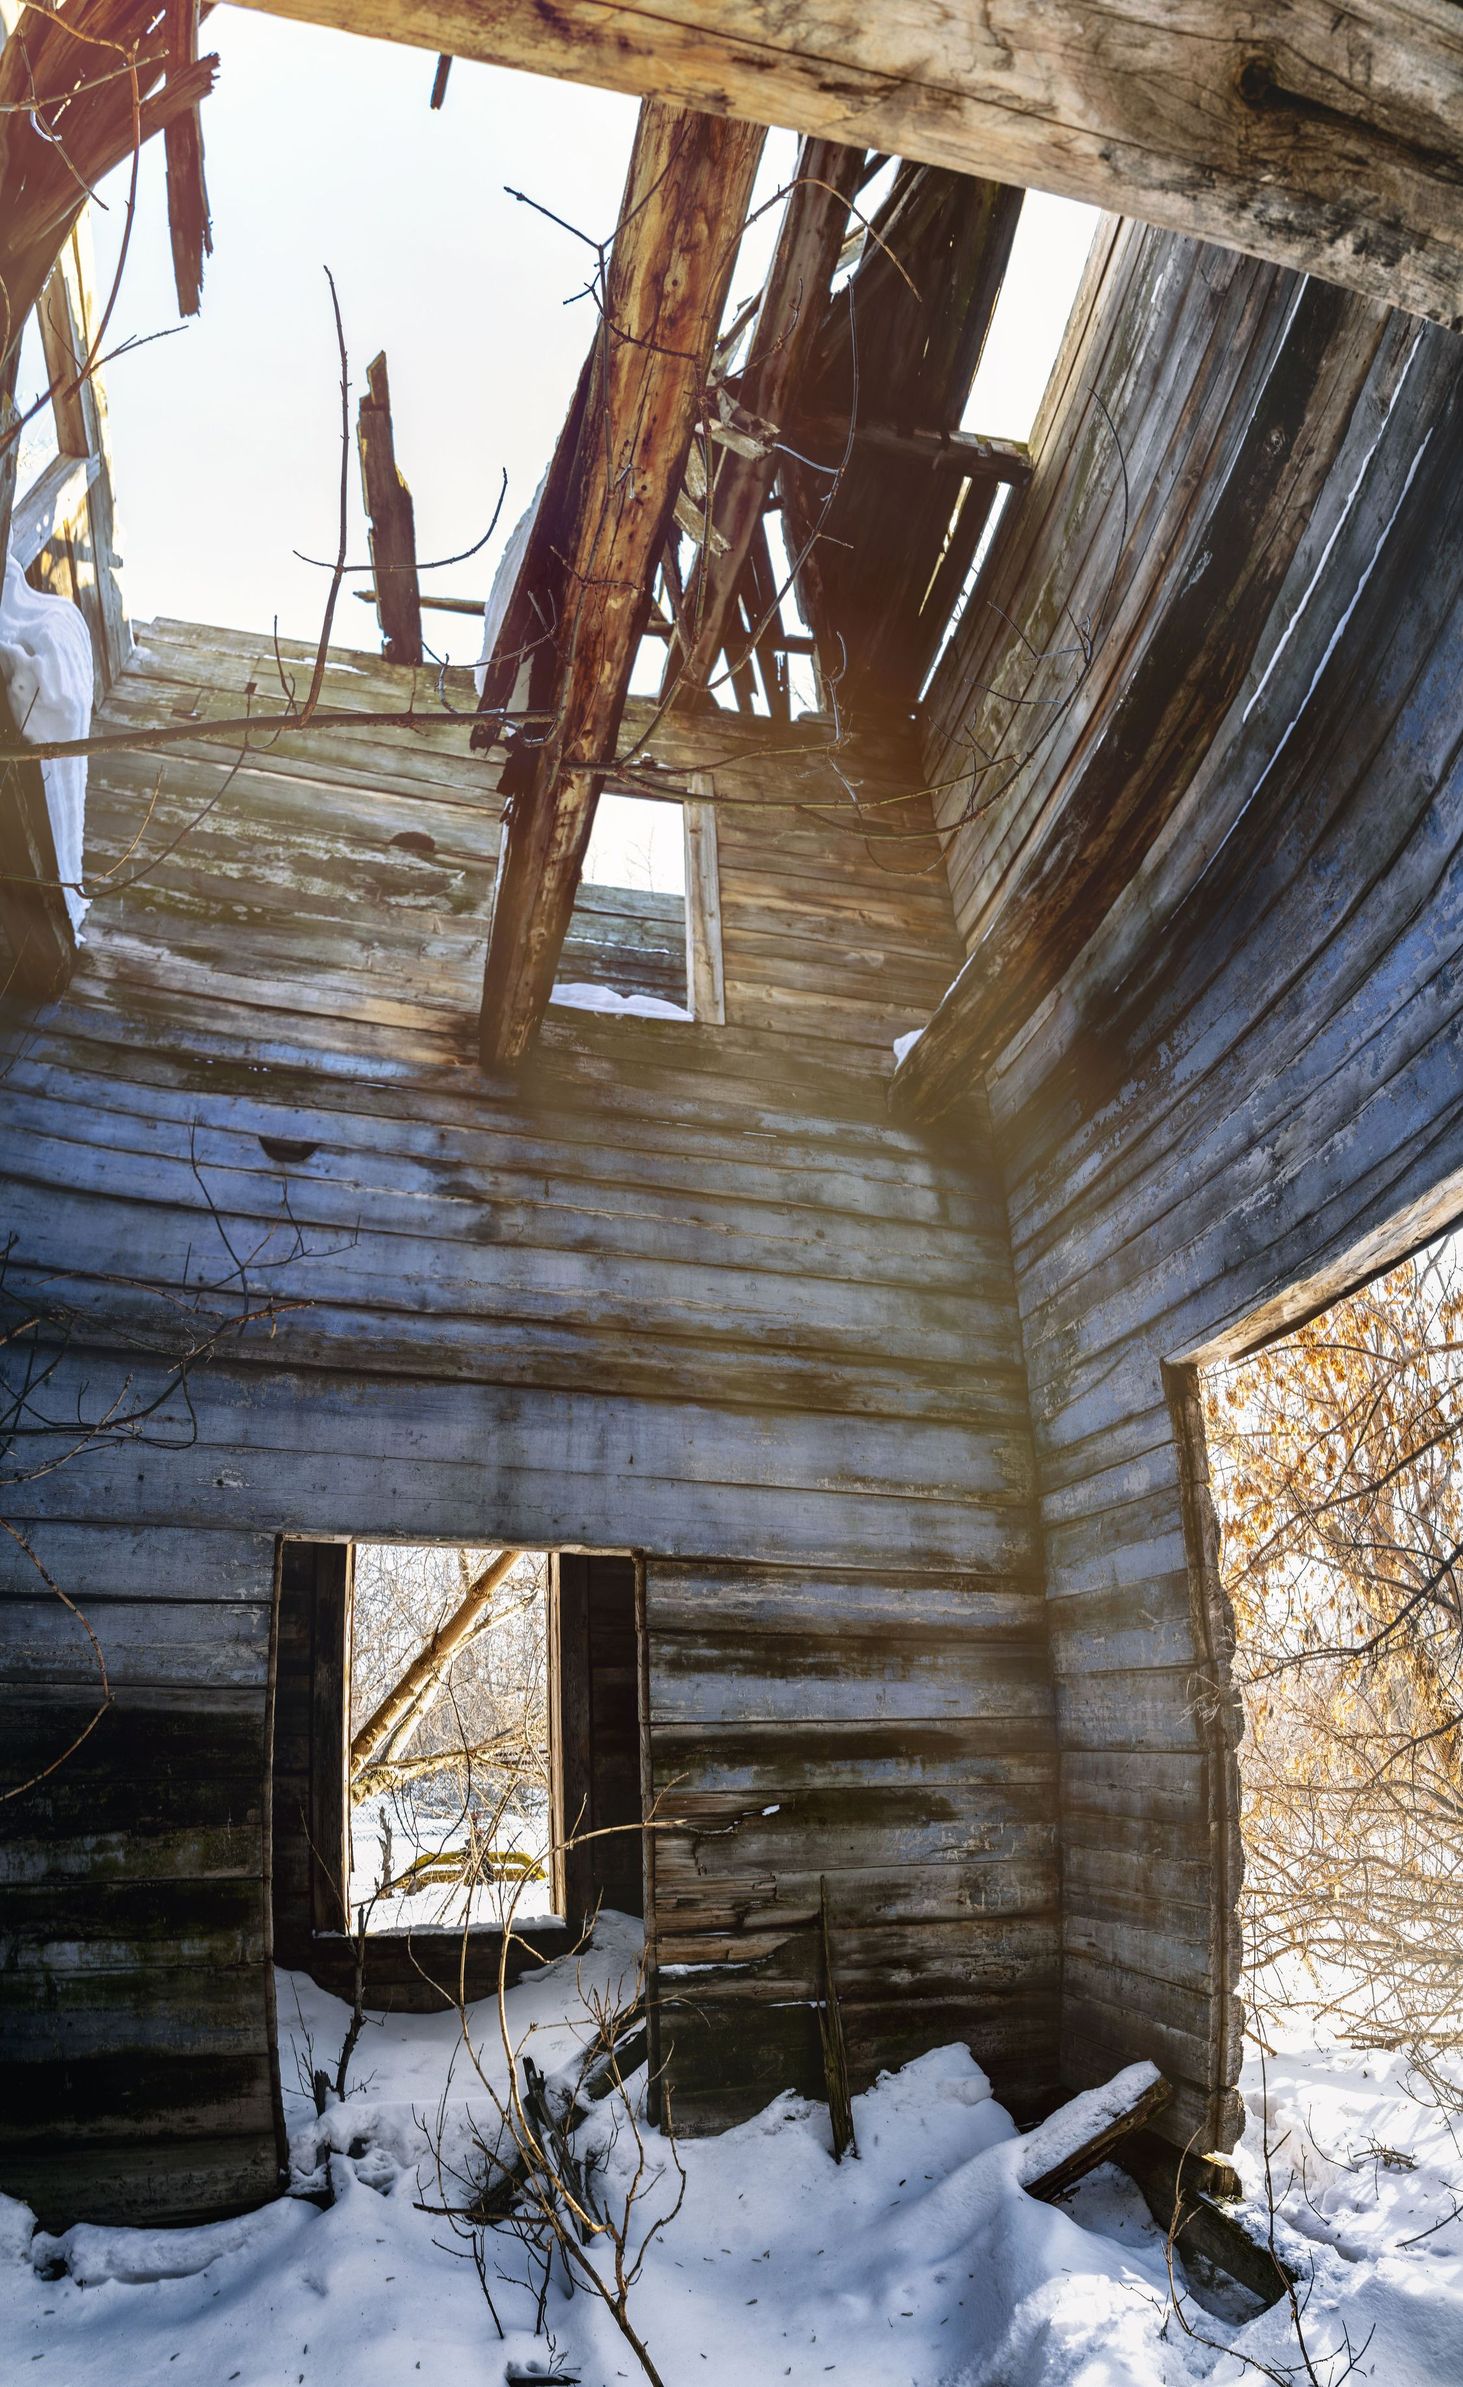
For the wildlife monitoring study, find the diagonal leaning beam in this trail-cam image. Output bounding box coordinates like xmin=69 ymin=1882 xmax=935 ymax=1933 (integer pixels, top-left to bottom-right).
xmin=478 ymin=99 xmax=765 ymax=1068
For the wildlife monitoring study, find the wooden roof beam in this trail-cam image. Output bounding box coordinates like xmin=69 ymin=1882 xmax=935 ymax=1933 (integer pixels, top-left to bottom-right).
xmin=478 ymin=100 xmax=765 ymax=1068
xmin=660 ymin=134 xmax=864 ymax=707
xmin=236 ymin=2 xmax=1463 ymax=331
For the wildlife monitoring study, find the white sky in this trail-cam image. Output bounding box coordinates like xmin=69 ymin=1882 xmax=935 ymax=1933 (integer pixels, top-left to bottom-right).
xmin=64 ymin=7 xmax=1096 ymax=659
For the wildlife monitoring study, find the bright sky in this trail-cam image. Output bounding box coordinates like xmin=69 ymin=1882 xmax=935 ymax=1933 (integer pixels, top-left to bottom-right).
xmin=85 ymin=9 xmax=644 ymax=652
xmin=60 ymin=7 xmax=1097 ymax=665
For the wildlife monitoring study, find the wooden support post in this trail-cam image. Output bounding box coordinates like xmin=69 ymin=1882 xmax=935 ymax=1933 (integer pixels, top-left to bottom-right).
xmin=892 ymin=278 xmax=1390 ymax=1124
xmin=661 ymin=134 xmax=864 ymax=707
xmin=0 ymin=727 xmax=72 ymax=1003
xmin=236 ymin=0 xmax=1463 ymax=332
xmin=356 ymin=352 xmax=423 ymax=667
xmin=478 ymin=100 xmax=765 ymax=1068
xmin=740 ymin=520 xmax=790 ymax=721
xmin=683 ymin=775 xmax=724 ymax=1024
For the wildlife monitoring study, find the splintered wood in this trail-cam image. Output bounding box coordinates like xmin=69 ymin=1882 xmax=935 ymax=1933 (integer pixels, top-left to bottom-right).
xmin=357 ymin=351 xmax=423 ymax=668
xmin=660 ymin=134 xmax=864 ymax=708
xmin=478 ymin=101 xmax=765 ymax=1066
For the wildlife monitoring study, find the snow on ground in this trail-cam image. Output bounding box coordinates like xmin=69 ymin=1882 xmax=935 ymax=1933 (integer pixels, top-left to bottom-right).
xmin=346 ymin=1787 xmax=557 ymax=1933
xmin=5 ymin=1922 xmax=1463 ymax=2385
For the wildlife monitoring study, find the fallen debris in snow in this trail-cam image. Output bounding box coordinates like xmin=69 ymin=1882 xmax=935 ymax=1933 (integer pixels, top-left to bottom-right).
xmin=1016 ymin=2061 xmax=1169 ymax=2202
xmin=4 ymin=1932 xmax=1462 ymax=2387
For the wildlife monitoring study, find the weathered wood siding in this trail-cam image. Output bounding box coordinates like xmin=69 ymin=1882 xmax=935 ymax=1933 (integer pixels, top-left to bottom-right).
xmin=0 ymin=620 xmax=1053 ymax=2220
xmin=925 ymin=224 xmax=1463 ymax=2149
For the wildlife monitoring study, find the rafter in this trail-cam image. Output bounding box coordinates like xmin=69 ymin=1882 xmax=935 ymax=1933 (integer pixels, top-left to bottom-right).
xmin=660 ymin=134 xmax=863 ymax=708
xmin=477 ymin=99 xmax=764 ymax=1068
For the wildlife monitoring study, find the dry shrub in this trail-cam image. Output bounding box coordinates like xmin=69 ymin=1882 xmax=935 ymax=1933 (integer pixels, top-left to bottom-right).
xmin=1202 ymin=1236 xmax=1463 ymax=2096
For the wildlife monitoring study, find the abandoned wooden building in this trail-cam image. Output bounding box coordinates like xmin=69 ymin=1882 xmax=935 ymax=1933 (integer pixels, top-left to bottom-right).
xmin=1 ymin=1 xmax=1461 ymax=2238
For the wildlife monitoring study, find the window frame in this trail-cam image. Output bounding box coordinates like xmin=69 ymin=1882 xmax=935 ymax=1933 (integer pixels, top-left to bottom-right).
xmin=269 ymin=1536 xmax=648 ymax=2009
xmin=548 ymin=780 xmax=724 ymax=1024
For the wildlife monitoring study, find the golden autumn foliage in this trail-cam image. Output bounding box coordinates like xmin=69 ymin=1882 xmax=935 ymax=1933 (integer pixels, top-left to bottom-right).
xmin=1202 ymin=1236 xmax=1463 ymax=2093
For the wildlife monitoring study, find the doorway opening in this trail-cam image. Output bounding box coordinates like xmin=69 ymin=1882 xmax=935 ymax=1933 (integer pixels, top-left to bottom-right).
xmin=270 ymin=1541 xmax=646 ymax=2006
xmin=1196 ymin=1227 xmax=1463 ymax=2088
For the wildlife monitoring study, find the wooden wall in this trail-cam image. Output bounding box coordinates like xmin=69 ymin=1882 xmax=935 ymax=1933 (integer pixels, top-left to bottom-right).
xmin=925 ymin=223 xmax=1463 ymax=2150
xmin=0 ymin=620 xmax=1054 ymax=2220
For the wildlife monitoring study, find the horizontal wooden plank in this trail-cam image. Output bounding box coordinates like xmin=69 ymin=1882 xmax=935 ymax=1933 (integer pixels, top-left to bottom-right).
xmin=650 ymin=1717 xmax=1058 ymax=1792
xmin=4 ymin=2133 xmax=284 ymax=2232
xmin=646 ymin=1558 xmax=1042 ymax=1637
xmin=649 ymin=1632 xmax=1052 ymax=1725
xmin=0 ymin=1594 xmax=272 ymax=1689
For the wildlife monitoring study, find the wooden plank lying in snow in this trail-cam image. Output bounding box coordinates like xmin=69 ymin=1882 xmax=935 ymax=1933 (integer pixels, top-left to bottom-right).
xmin=1019 ymin=2062 xmax=1170 ymax=2202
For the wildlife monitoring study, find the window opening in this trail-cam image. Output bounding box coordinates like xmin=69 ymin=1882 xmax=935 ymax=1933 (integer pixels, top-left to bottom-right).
xmin=915 ymin=194 xmax=1101 ymax=700
xmin=271 ymin=1540 xmax=645 ymax=2022
xmin=552 ymin=786 xmax=722 ymax=1022
xmin=1197 ymin=1226 xmax=1463 ymax=2089
xmin=347 ymin=1543 xmax=558 ymax=1932
xmin=917 ymin=484 xmax=1015 ymax=700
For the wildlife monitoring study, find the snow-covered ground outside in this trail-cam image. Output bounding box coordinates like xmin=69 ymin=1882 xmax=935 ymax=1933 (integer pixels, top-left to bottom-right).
xmin=5 ymin=1917 xmax=1462 ymax=2385
xmin=346 ymin=1787 xmax=558 ymax=1933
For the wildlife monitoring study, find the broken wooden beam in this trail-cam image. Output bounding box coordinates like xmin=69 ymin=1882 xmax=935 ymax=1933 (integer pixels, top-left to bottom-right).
xmin=163 ymin=1 xmax=213 ymax=317
xmin=780 ymin=165 xmax=1023 ymax=710
xmin=10 ymin=452 xmax=100 ymax=573
xmin=787 ymin=414 xmax=1032 ymax=486
xmin=892 ymin=276 xmax=1389 ymax=1124
xmin=1121 ymin=2130 xmax=1298 ymax=2308
xmin=0 ymin=2 xmax=219 ymax=349
xmin=355 ymin=586 xmax=478 ymax=618
xmin=357 ymin=351 xmax=423 ymax=667
xmin=661 ymin=134 xmax=864 ymax=707
xmin=478 ymin=100 xmax=765 ymax=1067
xmin=234 ymin=0 xmax=1463 ymax=331
xmin=1018 ymin=2061 xmax=1171 ymax=2203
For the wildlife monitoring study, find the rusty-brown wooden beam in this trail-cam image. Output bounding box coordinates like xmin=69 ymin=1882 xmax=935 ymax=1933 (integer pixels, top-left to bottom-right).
xmin=357 ymin=351 xmax=423 ymax=668
xmin=661 ymin=134 xmax=863 ymax=707
xmin=478 ymin=101 xmax=764 ymax=1068
xmin=237 ymin=1 xmax=1463 ymax=332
